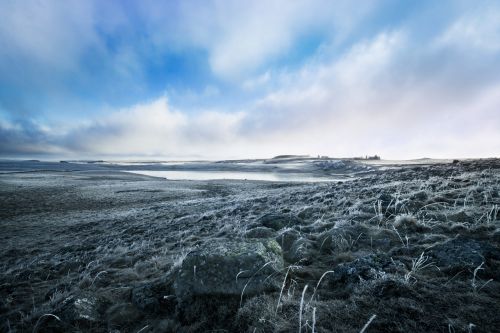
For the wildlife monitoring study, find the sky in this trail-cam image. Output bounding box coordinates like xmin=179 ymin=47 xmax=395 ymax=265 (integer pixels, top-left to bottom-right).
xmin=0 ymin=0 xmax=499 ymax=160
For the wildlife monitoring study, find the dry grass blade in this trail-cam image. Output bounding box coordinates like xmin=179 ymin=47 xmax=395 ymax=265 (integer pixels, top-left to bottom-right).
xmin=359 ymin=314 xmax=377 ymax=333
xmin=136 ymin=325 xmax=150 ymax=333
xmin=240 ymin=260 xmax=276 ymax=308
xmin=276 ymin=265 xmax=298 ymax=315
xmin=312 ymin=307 xmax=317 ymax=333
xmin=308 ymin=270 xmax=335 ymax=306
xmin=32 ymin=314 xmax=62 ymax=333
xmin=299 ymin=284 xmax=308 ymax=333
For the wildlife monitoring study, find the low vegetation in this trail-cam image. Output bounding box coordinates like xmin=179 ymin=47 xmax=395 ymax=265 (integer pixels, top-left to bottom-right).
xmin=1 ymin=159 xmax=499 ymax=332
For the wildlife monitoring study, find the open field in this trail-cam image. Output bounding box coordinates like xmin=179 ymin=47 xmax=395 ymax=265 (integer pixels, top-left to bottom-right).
xmin=1 ymin=159 xmax=499 ymax=332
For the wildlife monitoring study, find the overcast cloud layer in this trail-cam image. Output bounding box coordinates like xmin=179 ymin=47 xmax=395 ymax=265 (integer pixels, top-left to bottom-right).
xmin=1 ymin=0 xmax=499 ymax=159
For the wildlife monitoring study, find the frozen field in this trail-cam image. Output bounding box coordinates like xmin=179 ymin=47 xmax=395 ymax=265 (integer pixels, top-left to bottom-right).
xmin=0 ymin=158 xmax=499 ymax=332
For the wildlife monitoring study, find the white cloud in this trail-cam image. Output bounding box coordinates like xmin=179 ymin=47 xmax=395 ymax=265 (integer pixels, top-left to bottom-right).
xmin=0 ymin=1 xmax=98 ymax=71
xmin=437 ymin=5 xmax=500 ymax=52
xmin=59 ymin=97 xmax=248 ymax=158
xmin=140 ymin=0 xmax=378 ymax=79
xmin=235 ymin=29 xmax=500 ymax=159
xmin=4 ymin=23 xmax=500 ymax=159
xmin=242 ymin=72 xmax=271 ymax=91
xmin=2 ymin=1 xmax=500 ymax=159
xmin=0 ymin=0 xmax=144 ymax=115
xmin=208 ymin=0 xmax=377 ymax=79
xmin=81 ymin=27 xmax=500 ymax=159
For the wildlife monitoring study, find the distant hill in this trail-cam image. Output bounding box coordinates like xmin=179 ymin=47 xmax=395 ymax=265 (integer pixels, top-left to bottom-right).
xmin=271 ymin=155 xmax=309 ymax=159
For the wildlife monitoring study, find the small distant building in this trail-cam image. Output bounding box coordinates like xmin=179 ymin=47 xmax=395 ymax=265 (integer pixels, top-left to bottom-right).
xmin=367 ymin=155 xmax=381 ymax=160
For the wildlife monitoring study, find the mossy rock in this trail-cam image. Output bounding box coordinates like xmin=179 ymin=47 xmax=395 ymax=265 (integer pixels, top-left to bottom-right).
xmin=173 ymin=240 xmax=283 ymax=299
xmin=245 ymin=226 xmax=276 ymax=239
xmin=257 ymin=213 xmax=304 ymax=230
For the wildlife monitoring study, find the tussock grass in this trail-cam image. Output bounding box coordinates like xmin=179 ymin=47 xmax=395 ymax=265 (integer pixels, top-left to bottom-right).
xmin=404 ymin=252 xmax=437 ymax=284
xmin=471 ymin=262 xmax=493 ymax=294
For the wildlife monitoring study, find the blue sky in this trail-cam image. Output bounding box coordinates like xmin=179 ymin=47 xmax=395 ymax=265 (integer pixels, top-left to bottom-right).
xmin=1 ymin=0 xmax=499 ymax=159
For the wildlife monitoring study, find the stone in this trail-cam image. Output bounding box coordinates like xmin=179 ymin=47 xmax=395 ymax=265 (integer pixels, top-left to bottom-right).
xmin=410 ymin=191 xmax=429 ymax=202
xmin=257 ymin=213 xmax=303 ymax=231
xmin=56 ymin=295 xmax=102 ymax=326
xmin=282 ymin=237 xmax=314 ymax=263
xmin=131 ymin=278 xmax=175 ymax=314
xmin=106 ymin=303 xmax=142 ymax=327
xmin=448 ymin=210 xmax=474 ymax=223
xmin=245 ymin=226 xmax=276 ymax=239
xmin=275 ymin=229 xmax=301 ymax=259
xmin=173 ymin=240 xmax=283 ymax=299
xmin=328 ymin=254 xmax=405 ymax=289
xmin=428 ymin=236 xmax=500 ymax=273
xmin=298 ymin=207 xmax=316 ymax=219
xmin=132 ymin=284 xmax=159 ymax=313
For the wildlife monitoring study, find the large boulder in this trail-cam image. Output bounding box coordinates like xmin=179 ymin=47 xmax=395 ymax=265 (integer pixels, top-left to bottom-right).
xmin=173 ymin=240 xmax=283 ymax=299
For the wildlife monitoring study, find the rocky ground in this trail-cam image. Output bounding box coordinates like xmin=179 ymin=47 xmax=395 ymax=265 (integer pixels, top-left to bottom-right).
xmin=0 ymin=159 xmax=499 ymax=332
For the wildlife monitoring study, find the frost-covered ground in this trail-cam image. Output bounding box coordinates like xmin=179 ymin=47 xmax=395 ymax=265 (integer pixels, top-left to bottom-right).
xmin=0 ymin=159 xmax=499 ymax=332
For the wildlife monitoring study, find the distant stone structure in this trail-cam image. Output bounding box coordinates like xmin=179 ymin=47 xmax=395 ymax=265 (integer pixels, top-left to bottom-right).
xmin=353 ymin=155 xmax=381 ymax=160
